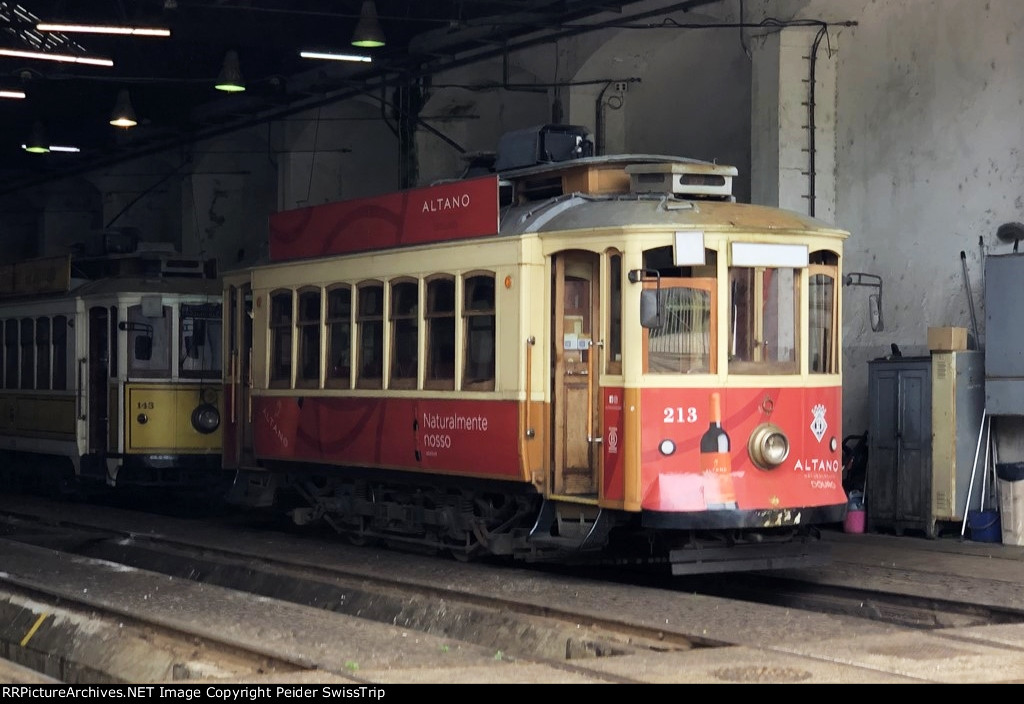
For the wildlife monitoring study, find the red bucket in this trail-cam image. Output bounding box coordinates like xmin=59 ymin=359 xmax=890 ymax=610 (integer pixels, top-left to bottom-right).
xmin=844 ymin=509 xmax=866 ymax=534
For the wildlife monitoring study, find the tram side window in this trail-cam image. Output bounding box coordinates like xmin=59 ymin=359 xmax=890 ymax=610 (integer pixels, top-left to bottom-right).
xmin=425 ymin=277 xmax=455 ymax=390
xmin=809 ymin=252 xmax=839 ymax=374
xmin=53 ymin=315 xmax=68 ymax=390
xmin=729 ymin=267 xmax=799 ymax=375
xmin=296 ymin=289 xmax=321 ymax=388
xmin=126 ymin=305 xmax=171 ymax=376
xmin=463 ymin=273 xmax=495 ymax=391
xmin=4 ymin=320 xmax=16 ymax=389
xmin=20 ymin=318 xmax=34 ymax=389
xmin=180 ymin=303 xmax=223 ymax=378
xmin=356 ymin=282 xmax=384 ymax=389
xmin=390 ymin=280 xmax=418 ymax=389
xmin=269 ymin=290 xmax=293 ymax=388
xmin=326 ymin=286 xmax=351 ymax=388
xmin=606 ymin=253 xmax=623 ymax=375
xmin=35 ymin=317 xmax=50 ymax=390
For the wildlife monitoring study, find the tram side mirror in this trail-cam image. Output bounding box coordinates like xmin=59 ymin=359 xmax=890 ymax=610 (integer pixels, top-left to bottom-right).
xmin=869 ymin=293 xmax=884 ymax=332
xmin=640 ymin=290 xmax=662 ymax=329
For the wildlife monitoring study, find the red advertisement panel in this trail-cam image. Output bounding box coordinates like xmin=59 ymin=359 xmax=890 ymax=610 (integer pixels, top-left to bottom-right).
xmin=251 ymin=395 xmax=523 ymax=480
xmin=269 ymin=176 xmax=500 ymax=261
xmin=638 ymin=386 xmax=845 ymax=513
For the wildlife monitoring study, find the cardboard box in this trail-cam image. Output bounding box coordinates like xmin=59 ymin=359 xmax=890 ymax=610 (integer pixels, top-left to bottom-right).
xmin=928 ymin=326 xmax=968 ymax=351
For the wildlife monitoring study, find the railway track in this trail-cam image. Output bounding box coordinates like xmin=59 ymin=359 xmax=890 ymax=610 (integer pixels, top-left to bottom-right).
xmin=0 ymin=503 xmax=694 ymax=684
xmin=1 ymin=493 xmax=1021 ymax=684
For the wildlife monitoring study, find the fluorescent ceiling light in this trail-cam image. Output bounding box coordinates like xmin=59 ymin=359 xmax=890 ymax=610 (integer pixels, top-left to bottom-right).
xmin=300 ymin=51 xmax=372 ymax=63
xmin=0 ymin=90 xmax=25 ymax=99
xmin=22 ymin=144 xmax=80 ymax=153
xmin=0 ymin=48 xmax=113 ymax=66
xmin=37 ymin=23 xmax=170 ymax=37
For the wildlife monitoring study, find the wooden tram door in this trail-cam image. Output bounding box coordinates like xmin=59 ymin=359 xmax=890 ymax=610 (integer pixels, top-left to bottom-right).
xmin=226 ymin=281 xmax=255 ymax=467
xmin=553 ymin=251 xmax=600 ymax=496
xmin=87 ymin=306 xmax=110 ymax=464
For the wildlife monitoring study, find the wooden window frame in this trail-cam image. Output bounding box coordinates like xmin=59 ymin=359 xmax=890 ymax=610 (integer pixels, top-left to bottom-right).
xmin=389 ymin=278 xmax=419 ymax=390
xmin=296 ymin=287 xmax=322 ymax=389
xmin=462 ymin=272 xmax=496 ymax=392
xmin=269 ymin=289 xmax=294 ymax=389
xmin=424 ymin=275 xmax=456 ymax=391
xmin=356 ymin=281 xmax=384 ymax=390
xmin=325 ymin=284 xmax=352 ymax=389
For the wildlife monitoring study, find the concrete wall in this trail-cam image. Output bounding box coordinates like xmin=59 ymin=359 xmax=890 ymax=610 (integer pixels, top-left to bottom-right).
xmin=4 ymin=0 xmax=1024 ymax=446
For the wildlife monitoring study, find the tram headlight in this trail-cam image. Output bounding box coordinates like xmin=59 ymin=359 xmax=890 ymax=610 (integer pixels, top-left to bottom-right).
xmin=191 ymin=403 xmax=220 ymax=434
xmin=658 ymin=439 xmax=676 ymax=456
xmin=747 ymin=423 xmax=790 ymax=469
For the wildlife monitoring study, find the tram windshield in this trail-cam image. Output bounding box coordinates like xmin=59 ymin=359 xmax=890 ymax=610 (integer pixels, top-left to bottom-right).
xmin=180 ymin=303 xmax=223 ymax=378
xmin=639 ymin=244 xmax=839 ymax=376
xmin=728 ymin=266 xmax=799 ymax=374
xmin=126 ymin=303 xmax=170 ymax=375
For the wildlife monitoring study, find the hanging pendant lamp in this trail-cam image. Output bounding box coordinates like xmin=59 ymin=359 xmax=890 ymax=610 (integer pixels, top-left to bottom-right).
xmin=109 ymin=89 xmax=138 ymax=127
xmin=352 ymin=2 xmax=385 ymax=48
xmin=215 ymin=50 xmax=246 ymax=92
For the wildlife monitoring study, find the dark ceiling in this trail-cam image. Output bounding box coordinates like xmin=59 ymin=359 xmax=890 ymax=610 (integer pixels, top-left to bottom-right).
xmin=0 ymin=0 xmax=716 ymax=196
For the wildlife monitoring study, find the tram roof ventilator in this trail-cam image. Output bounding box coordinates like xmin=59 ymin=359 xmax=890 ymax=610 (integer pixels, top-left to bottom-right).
xmin=490 ymin=124 xmax=736 ymax=204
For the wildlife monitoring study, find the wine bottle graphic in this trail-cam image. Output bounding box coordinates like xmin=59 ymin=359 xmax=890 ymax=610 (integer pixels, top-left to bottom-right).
xmin=700 ymin=391 xmax=737 ymax=509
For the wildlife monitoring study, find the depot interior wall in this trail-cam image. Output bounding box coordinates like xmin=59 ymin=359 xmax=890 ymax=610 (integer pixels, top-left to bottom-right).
xmin=779 ymin=0 xmax=1024 ymax=436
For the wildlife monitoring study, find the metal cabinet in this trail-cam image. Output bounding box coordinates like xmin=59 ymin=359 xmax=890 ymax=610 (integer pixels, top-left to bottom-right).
xmin=931 ymin=351 xmax=985 ymax=526
xmin=867 ymin=357 xmax=934 ymax=537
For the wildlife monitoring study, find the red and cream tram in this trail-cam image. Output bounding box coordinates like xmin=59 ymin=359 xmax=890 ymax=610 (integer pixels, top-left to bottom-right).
xmin=222 ymin=125 xmax=849 ymax=574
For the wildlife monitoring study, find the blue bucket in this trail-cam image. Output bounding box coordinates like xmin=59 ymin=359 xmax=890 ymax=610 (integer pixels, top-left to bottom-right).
xmin=968 ymin=509 xmax=1001 ymax=543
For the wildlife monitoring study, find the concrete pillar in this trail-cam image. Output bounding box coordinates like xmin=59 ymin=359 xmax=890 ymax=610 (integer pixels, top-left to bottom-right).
xmin=751 ymin=25 xmax=837 ymax=221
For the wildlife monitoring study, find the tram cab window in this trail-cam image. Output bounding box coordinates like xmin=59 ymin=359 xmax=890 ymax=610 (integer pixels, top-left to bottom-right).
xmin=269 ymin=291 xmax=293 ymax=388
xmin=425 ymin=277 xmax=455 ymax=390
xmin=180 ymin=303 xmax=223 ymax=378
xmin=641 ymin=246 xmax=717 ymax=375
xmin=463 ymin=274 xmax=495 ymax=391
xmin=356 ymin=282 xmax=384 ymax=389
xmin=126 ymin=304 xmax=171 ymax=376
xmin=326 ymin=286 xmax=352 ymax=388
xmin=729 ymin=267 xmax=799 ymax=375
